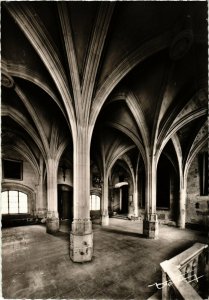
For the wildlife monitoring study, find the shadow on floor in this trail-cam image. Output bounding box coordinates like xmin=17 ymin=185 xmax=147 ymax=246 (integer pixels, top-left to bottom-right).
xmin=101 ymin=227 xmax=145 ymax=238
xmin=52 ymin=231 xmax=69 ymax=241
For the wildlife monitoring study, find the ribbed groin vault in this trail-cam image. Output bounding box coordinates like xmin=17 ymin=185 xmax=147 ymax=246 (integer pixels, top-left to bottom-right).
xmin=1 ymin=1 xmax=208 ymax=263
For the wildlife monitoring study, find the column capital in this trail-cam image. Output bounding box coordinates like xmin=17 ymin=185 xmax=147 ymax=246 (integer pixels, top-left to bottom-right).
xmin=144 ymin=213 xmax=158 ymax=222
xmin=47 ymin=211 xmax=59 ymax=219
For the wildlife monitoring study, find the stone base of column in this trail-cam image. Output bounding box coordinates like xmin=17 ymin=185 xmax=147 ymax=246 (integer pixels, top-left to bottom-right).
xmin=177 ymin=222 xmax=186 ymax=229
xmin=70 ymin=219 xmax=93 ymax=262
xmin=101 ymin=215 xmax=109 ymax=226
xmin=143 ymin=213 xmax=159 ymax=239
xmin=101 ymin=210 xmax=109 ymax=226
xmin=46 ymin=211 xmax=59 ymax=234
xmin=177 ymin=210 xmax=186 ymax=229
xmin=178 ymin=189 xmax=186 ymax=229
xmin=34 ymin=208 xmax=47 ymax=219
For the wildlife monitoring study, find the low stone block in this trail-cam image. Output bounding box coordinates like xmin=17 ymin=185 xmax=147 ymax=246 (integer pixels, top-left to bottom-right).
xmin=143 ymin=219 xmax=159 ymax=239
xmin=70 ymin=232 xmax=93 ymax=262
xmin=46 ymin=218 xmax=59 ymax=234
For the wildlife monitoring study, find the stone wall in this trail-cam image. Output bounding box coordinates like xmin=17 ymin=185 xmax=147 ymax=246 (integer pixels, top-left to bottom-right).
xmin=138 ymin=208 xmax=176 ymax=225
xmin=186 ymin=148 xmax=209 ymax=227
xmin=2 ymin=151 xmax=39 ymax=225
xmin=2 ymin=151 xmax=38 ymax=193
xmin=57 ymin=167 xmax=73 ymax=186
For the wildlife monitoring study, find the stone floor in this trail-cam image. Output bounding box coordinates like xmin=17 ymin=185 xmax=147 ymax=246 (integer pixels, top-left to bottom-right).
xmin=2 ymin=218 xmax=209 ymax=299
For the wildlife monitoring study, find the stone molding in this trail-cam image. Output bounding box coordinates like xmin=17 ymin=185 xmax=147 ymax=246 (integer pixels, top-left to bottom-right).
xmin=71 ymin=218 xmax=92 ymax=235
xmin=1 ymin=73 xmax=14 ymax=88
xmin=145 ymin=213 xmax=158 ymax=222
xmin=89 ymin=31 xmax=171 ymax=139
xmin=47 ymin=211 xmax=59 ymax=219
xmin=5 ymin=2 xmax=77 ymax=139
xmin=169 ymin=29 xmax=193 ymax=61
xmin=157 ymin=108 xmax=207 ymax=162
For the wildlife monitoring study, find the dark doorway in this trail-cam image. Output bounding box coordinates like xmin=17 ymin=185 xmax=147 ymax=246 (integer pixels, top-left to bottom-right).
xmin=157 ymin=156 xmax=170 ymax=209
xmin=58 ymin=185 xmax=73 ymax=220
xmin=121 ymin=185 xmax=128 ymax=213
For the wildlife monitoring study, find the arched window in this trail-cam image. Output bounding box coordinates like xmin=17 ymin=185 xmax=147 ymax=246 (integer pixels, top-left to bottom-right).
xmin=90 ymin=194 xmax=100 ymax=210
xmin=1 ymin=191 xmax=28 ymax=214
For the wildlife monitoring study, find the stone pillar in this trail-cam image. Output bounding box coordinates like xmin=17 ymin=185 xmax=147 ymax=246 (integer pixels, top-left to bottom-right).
xmin=35 ymin=156 xmax=46 ymax=218
xmin=46 ymin=158 xmax=59 ymax=234
xmin=133 ymin=189 xmax=139 ymax=218
xmin=119 ymin=188 xmax=122 ymax=211
xmin=101 ymin=175 xmax=109 ymax=226
xmin=109 ymin=185 xmax=114 ymax=213
xmin=178 ymin=187 xmax=186 ymax=229
xmin=70 ymin=132 xmax=93 ymax=262
xmin=143 ymin=213 xmax=159 ymax=238
xmin=143 ymin=157 xmax=159 ymax=239
xmin=129 ymin=176 xmax=139 ymax=218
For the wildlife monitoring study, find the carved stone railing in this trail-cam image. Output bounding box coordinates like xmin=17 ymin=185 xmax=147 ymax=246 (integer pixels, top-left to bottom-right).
xmin=160 ymin=243 xmax=208 ymax=300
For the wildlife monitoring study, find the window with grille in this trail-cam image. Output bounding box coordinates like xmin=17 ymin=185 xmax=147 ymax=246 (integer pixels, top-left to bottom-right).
xmin=90 ymin=194 xmax=100 ymax=210
xmin=1 ymin=191 xmax=28 ymax=214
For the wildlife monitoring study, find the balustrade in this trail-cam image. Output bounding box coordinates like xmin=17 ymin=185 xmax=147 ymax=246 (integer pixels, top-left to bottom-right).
xmin=160 ymin=243 xmax=208 ymax=300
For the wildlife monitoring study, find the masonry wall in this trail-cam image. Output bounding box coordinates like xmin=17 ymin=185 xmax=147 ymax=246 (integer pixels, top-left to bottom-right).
xmin=57 ymin=167 xmax=73 ymax=186
xmin=186 ymin=148 xmax=209 ymax=227
xmin=2 ymin=151 xmax=39 ymax=225
xmin=2 ymin=151 xmax=38 ymax=192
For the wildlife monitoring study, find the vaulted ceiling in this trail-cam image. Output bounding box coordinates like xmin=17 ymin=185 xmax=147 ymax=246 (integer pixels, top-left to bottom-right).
xmin=1 ymin=1 xmax=208 ymax=175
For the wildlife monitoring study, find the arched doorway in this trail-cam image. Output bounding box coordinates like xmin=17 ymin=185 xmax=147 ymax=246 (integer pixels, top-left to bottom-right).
xmin=58 ymin=184 xmax=73 ymax=221
xmin=121 ymin=185 xmax=129 ymax=213
xmin=114 ymin=182 xmax=129 ymax=214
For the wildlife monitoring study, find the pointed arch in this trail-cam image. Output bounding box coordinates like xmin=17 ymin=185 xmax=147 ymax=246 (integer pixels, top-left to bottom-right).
xmin=89 ymin=31 xmax=171 ymax=139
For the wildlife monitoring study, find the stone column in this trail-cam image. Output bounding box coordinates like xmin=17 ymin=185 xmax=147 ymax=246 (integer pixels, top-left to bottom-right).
xmin=133 ymin=189 xmax=139 ymax=218
xmin=178 ymin=187 xmax=186 ymax=229
xmin=109 ymin=185 xmax=114 ymax=213
xmin=70 ymin=132 xmax=93 ymax=262
xmin=35 ymin=156 xmax=46 ymax=218
xmin=46 ymin=158 xmax=59 ymax=234
xmin=101 ymin=175 xmax=109 ymax=226
xmin=131 ymin=175 xmax=139 ymax=219
xmin=143 ymin=157 xmax=159 ymax=239
xmin=119 ymin=188 xmax=122 ymax=211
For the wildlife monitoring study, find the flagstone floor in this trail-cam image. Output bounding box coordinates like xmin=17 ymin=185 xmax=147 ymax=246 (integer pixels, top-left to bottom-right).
xmin=2 ymin=218 xmax=208 ymax=299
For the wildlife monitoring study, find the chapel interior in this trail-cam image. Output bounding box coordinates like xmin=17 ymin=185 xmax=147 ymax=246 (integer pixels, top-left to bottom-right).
xmin=1 ymin=1 xmax=209 ymax=299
